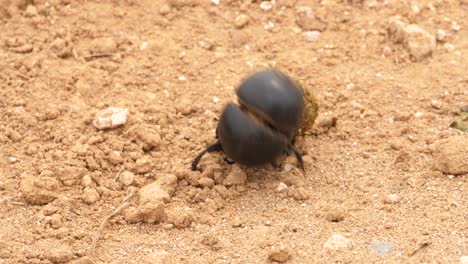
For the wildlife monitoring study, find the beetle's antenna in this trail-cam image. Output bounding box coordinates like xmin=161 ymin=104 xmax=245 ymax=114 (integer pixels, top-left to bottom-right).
xmin=289 ymin=144 xmax=305 ymax=173
xmin=191 ymin=141 xmax=223 ymax=171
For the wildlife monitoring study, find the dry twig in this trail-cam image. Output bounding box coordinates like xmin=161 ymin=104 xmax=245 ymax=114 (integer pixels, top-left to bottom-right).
xmin=89 ymin=188 xmax=136 ymax=258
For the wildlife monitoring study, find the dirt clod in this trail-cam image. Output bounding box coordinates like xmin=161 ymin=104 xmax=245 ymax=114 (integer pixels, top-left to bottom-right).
xmin=268 ymin=247 xmax=291 ymax=263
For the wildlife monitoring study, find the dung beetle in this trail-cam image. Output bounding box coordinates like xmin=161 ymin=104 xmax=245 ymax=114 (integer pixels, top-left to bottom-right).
xmin=191 ymin=69 xmax=306 ymax=172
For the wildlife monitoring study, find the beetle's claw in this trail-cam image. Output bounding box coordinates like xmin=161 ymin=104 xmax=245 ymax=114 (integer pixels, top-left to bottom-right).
xmin=191 ymin=141 xmax=223 ymax=171
xmin=224 ymin=157 xmax=236 ymax=165
xmin=289 ymin=144 xmax=305 ymax=174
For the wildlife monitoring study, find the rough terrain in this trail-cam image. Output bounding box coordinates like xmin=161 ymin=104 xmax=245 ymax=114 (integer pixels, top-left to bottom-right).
xmin=0 ymin=0 xmax=467 ymax=263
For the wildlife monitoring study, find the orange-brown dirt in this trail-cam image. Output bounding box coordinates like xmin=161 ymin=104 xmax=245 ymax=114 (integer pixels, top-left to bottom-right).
xmin=0 ymin=0 xmax=467 ymax=263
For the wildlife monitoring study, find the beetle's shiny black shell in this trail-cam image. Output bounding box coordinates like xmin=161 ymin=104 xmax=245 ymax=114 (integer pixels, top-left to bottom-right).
xmin=217 ymin=103 xmax=288 ymax=166
xmin=236 ymin=70 xmax=305 ymax=139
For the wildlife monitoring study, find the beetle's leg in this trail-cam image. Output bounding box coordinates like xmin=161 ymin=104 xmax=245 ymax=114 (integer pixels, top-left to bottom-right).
xmin=191 ymin=141 xmax=223 ymax=171
xmin=288 ymin=144 xmax=305 ymax=173
xmin=224 ymin=157 xmax=236 ymax=165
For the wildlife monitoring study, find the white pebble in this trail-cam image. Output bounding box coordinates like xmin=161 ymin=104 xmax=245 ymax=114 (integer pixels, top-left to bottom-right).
xmin=276 ymin=182 xmax=288 ymax=192
xmin=283 ymin=164 xmax=293 ymax=172
xmin=93 ymin=107 xmax=129 ymax=130
xmin=260 ymin=1 xmax=273 ymax=11
xmin=414 ymin=112 xmax=424 ymax=118
xmin=212 ymin=97 xmax=220 ymax=104
xmin=211 ymin=0 xmax=220 ymax=5
xmin=384 ymin=194 xmax=399 ymax=204
xmin=178 ymin=75 xmax=186 ymax=81
xmin=460 ymin=255 xmax=468 ymax=264
xmin=304 ymin=31 xmax=321 ymax=42
xmin=448 ymin=175 xmax=455 ymax=179
xmin=139 ymin=41 xmax=148 ymax=51
xmin=264 ymin=21 xmax=275 ymax=31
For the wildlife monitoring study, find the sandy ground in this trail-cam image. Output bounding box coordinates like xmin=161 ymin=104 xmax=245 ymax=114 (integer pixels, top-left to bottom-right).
xmin=0 ymin=0 xmax=467 ymax=263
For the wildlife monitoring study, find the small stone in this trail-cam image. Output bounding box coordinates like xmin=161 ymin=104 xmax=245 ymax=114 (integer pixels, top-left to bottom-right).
xmin=47 ymin=214 xmax=62 ymax=229
xmin=25 ymin=5 xmax=38 ymax=17
xmin=119 ymin=171 xmax=135 ymax=186
xmin=82 ymin=187 xmax=100 ymax=204
xmin=139 ymin=181 xmax=171 ymax=204
xmin=371 ymin=241 xmax=395 ymax=257
xmin=58 ymin=166 xmax=87 ymax=186
xmin=20 ymin=176 xmax=58 ymax=205
xmin=304 ymin=31 xmax=321 ymax=42
xmin=459 ymin=104 xmax=468 ymax=112
xmin=212 ymin=97 xmax=220 ymax=104
xmin=260 ymin=1 xmax=273 ymax=11
xmin=138 ymin=202 xmax=166 ymax=224
xmin=433 ymin=135 xmax=468 ymax=175
xmin=276 ymin=182 xmax=288 ymax=192
xmin=317 ymin=116 xmax=337 ymax=129
xmin=460 ymin=256 xmax=468 ymax=264
xmin=155 ymin=174 xmax=178 ymax=195
xmin=325 ymin=210 xmax=346 ymax=222
xmin=199 ymin=38 xmax=214 ymax=50
xmin=384 ymin=194 xmax=399 ymax=204
xmin=234 ymin=14 xmax=250 ymax=29
xmin=134 ymin=156 xmax=154 ymax=174
xmin=436 ymin=29 xmax=447 ymax=42
xmin=403 ymin=24 xmax=436 ymax=61
xmin=198 ymin=177 xmax=215 ymax=188
xmin=166 ymin=206 xmax=194 ymax=228
xmin=159 ymin=4 xmax=171 ymax=15
xmin=324 ymin=234 xmax=352 ymax=250
xmin=222 ymin=165 xmax=247 ymax=186
xmin=89 ymin=37 xmax=117 ymax=54
xmin=431 ymin=100 xmax=442 ymax=109
xmin=93 ymin=107 xmax=129 ymax=130
xmin=143 ymin=250 xmax=174 ymax=264
xmin=414 ymin=112 xmax=424 ymax=118
xmin=211 ymin=0 xmax=220 ymax=5
xmin=283 ymin=164 xmax=293 ymax=172
xmin=268 ymin=247 xmax=290 ymax=263
xmin=295 ymin=6 xmax=327 ymax=31
xmin=139 ymin=41 xmax=148 ymax=51
xmin=81 ymin=175 xmax=93 ymax=187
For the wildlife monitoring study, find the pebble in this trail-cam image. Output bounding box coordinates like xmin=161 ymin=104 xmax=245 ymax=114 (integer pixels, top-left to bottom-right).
xmin=403 ymin=24 xmax=436 ymax=61
xmin=234 ymin=14 xmax=250 ymax=29
xmin=20 ymin=176 xmax=58 ymax=205
xmin=384 ymin=194 xmax=399 ymax=204
xmin=370 ymin=241 xmax=395 ymax=256
xmin=156 ymin=174 xmax=178 ymax=195
xmin=132 ymin=202 xmax=166 ymax=224
xmin=295 ymin=6 xmax=327 ymax=31
xmin=198 ymin=177 xmax=215 ymax=188
xmin=93 ymin=107 xmax=129 ymax=130
xmin=283 ymin=164 xmax=293 ymax=172
xmin=431 ymin=100 xmax=442 ymax=109
xmin=139 ymin=181 xmax=171 ymax=204
xmin=268 ymin=247 xmax=290 ymax=263
xmin=323 ymin=234 xmax=352 ymax=250
xmin=460 ymin=104 xmax=468 ymax=112
xmin=304 ymin=31 xmax=321 ymax=42
xmin=436 ymin=29 xmax=447 ymax=42
xmin=119 ymin=171 xmax=135 ymax=186
xmin=433 ymin=135 xmax=468 ymax=175
xmin=25 ymin=5 xmax=38 ymax=17
xmin=82 ymin=187 xmax=100 ymax=204
xmin=260 ymin=1 xmax=273 ymax=11
xmin=317 ymin=116 xmax=338 ymax=129
xmin=134 ymin=156 xmax=154 ymax=174
xmin=211 ymin=0 xmax=220 ymax=5
xmin=222 ymin=165 xmax=247 ymax=186
xmin=166 ymin=206 xmax=194 ymax=228
xmin=276 ymin=182 xmax=288 ymax=192
xmin=159 ymin=4 xmax=171 ymax=15
xmin=212 ymin=97 xmax=220 ymax=104
xmin=89 ymin=37 xmax=117 ymax=54
xmin=460 ymin=256 xmax=468 ymax=264
xmin=143 ymin=250 xmax=174 ymax=264
xmin=414 ymin=112 xmax=424 ymax=118
xmin=325 ymin=210 xmax=346 ymax=222
xmin=81 ymin=175 xmax=93 ymax=187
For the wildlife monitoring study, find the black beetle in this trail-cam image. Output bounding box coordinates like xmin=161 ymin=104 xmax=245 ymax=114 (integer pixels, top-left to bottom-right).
xmin=191 ymin=69 xmax=306 ymax=172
